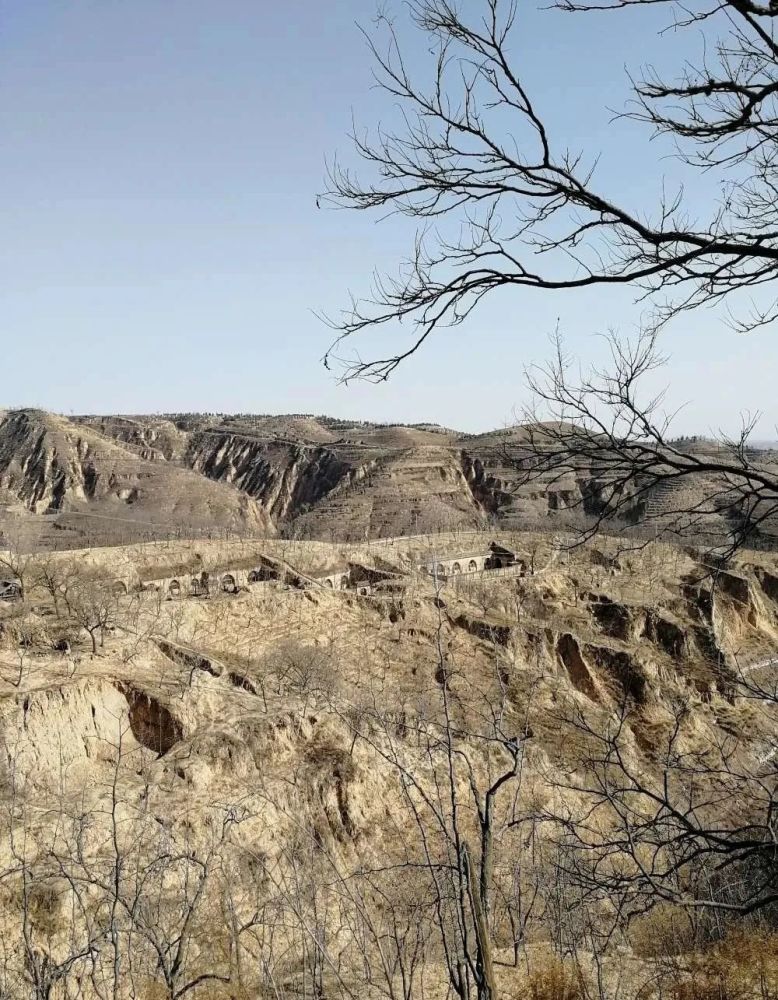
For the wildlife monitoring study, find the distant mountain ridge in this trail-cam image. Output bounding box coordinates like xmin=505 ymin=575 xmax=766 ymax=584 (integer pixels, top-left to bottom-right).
xmin=0 ymin=409 xmax=774 ymax=549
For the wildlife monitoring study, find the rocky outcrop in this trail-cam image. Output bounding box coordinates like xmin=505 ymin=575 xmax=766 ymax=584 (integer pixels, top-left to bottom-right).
xmin=156 ymin=639 xmax=221 ymax=678
xmin=557 ymin=633 xmax=601 ymax=700
xmin=0 ymin=678 xmax=141 ymax=787
xmin=0 ymin=410 xmax=95 ymax=512
xmin=588 ymin=594 xmax=632 ymax=641
xmin=76 ymin=416 xmax=187 ymax=461
xmin=460 ymin=452 xmax=514 ymax=515
xmin=584 ymin=643 xmax=649 ymax=704
xmin=452 ymin=611 xmax=513 ymax=646
xmin=642 ymin=612 xmax=688 ymax=658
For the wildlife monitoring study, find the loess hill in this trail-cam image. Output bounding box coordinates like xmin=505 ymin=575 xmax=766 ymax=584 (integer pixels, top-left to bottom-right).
xmin=2 ymin=408 xmax=775 ymax=548
xmin=0 ymin=531 xmax=775 ymax=996
xmin=0 ymin=409 xmax=776 ymax=997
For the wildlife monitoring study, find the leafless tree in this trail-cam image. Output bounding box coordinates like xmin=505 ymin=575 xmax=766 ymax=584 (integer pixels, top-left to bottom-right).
xmin=64 ymin=574 xmax=120 ymax=655
xmin=334 ymin=584 xmax=538 ymax=1000
xmin=2 ymin=722 xmax=251 ymax=1000
xmin=0 ymin=544 xmax=36 ymax=603
xmin=1 ymin=757 xmax=104 ymax=999
xmin=324 ymin=0 xmax=778 ymax=381
xmin=30 ymin=556 xmax=82 ymax=620
xmin=322 ymin=0 xmax=778 ymax=556
xmin=511 ymin=329 xmax=778 ymax=556
xmin=543 ymin=684 xmax=778 ymax=920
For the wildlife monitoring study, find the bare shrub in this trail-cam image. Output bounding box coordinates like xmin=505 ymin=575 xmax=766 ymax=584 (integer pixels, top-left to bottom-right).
xmin=265 ymin=639 xmax=341 ymax=700
xmin=628 ymin=905 xmax=697 ymax=959
xmin=524 ymin=951 xmax=586 ymax=1000
xmin=63 ymin=572 xmax=120 ymax=654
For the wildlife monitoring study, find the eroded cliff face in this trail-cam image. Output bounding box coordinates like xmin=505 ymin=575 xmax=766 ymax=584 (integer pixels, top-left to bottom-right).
xmin=181 ymin=429 xmax=491 ymax=538
xmin=2 ymin=535 xmax=775 ymax=810
xmin=0 ymin=410 xmax=109 ymax=512
xmin=460 ymin=447 xmax=595 ymax=524
xmin=0 ymin=532 xmax=775 ymax=1000
xmin=460 ymin=451 xmax=515 ymax=515
xmin=31 ymin=410 xmax=776 ymax=545
xmin=0 ymin=411 xmax=274 ymax=542
xmin=186 ymin=432 xmax=354 ymax=522
xmin=72 ymin=412 xmax=606 ymax=535
xmin=76 ymin=416 xmax=188 ymax=462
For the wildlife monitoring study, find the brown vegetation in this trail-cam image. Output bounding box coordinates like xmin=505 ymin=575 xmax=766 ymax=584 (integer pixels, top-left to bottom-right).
xmin=0 ymin=528 xmax=773 ymax=998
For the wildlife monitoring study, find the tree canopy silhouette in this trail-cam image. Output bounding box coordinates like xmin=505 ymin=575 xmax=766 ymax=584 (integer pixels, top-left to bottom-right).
xmin=325 ymin=0 xmax=778 ymax=553
xmin=325 ymin=0 xmax=778 ymax=379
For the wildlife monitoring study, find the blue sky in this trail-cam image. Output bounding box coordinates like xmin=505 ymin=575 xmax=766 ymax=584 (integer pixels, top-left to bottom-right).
xmin=0 ymin=0 xmax=775 ymax=436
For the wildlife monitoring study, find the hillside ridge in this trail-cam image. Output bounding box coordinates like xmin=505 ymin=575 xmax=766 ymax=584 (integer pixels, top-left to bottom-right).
xmin=0 ymin=408 xmax=774 ymax=549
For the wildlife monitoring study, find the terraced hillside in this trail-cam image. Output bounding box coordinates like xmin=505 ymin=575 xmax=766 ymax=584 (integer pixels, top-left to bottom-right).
xmin=0 ymin=409 xmax=775 ymax=548
xmin=73 ymin=413 xmax=598 ymax=541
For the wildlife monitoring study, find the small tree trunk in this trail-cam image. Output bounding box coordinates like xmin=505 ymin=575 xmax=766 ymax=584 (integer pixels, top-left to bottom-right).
xmin=463 ymin=842 xmax=498 ymax=1000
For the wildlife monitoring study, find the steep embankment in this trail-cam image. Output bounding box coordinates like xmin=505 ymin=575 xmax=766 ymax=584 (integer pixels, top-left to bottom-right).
xmin=0 ymin=409 xmax=110 ymax=512
xmin=0 ymin=534 xmax=776 ymax=996
xmin=0 ymin=410 xmax=273 ymax=545
xmin=289 ymin=445 xmax=486 ymax=538
xmin=2 ymin=535 xmax=776 ymax=810
xmin=69 ymin=413 xmax=614 ymax=536
xmin=185 ymin=430 xmax=358 ymax=522
xmin=96 ymin=419 xmax=494 ymax=537
xmin=459 ymin=426 xmax=613 ymax=526
xmin=75 ymin=414 xmax=191 ymax=461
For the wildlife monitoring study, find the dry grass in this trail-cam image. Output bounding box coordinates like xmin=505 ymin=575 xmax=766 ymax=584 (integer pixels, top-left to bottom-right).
xmin=520 ymin=951 xmax=587 ymax=1000
xmin=629 ymin=905 xmax=698 ymax=958
xmin=663 ymin=930 xmax=778 ymax=1000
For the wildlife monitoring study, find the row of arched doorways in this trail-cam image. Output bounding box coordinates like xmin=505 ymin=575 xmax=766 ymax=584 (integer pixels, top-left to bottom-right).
xmin=166 ymin=572 xmax=238 ymax=598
